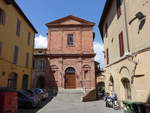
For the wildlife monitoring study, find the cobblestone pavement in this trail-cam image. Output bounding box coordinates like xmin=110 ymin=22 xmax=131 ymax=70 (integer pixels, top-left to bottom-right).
xmin=18 ymin=93 xmax=123 ymax=113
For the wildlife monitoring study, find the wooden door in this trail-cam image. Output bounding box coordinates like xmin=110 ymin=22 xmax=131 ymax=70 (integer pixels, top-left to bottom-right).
xmin=65 ymin=74 xmax=76 ymax=89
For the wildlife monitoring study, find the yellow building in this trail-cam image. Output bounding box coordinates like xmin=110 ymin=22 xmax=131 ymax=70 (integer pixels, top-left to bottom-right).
xmin=0 ymin=0 xmax=37 ymax=90
xmin=99 ymin=0 xmax=150 ymax=103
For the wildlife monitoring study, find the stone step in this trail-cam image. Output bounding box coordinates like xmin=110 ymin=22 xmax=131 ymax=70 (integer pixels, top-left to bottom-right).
xmin=58 ymin=89 xmax=85 ymax=94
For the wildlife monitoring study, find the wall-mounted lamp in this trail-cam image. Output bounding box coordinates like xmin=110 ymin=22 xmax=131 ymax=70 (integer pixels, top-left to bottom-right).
xmin=129 ymin=11 xmax=146 ymax=34
xmin=129 ymin=11 xmax=146 ymax=25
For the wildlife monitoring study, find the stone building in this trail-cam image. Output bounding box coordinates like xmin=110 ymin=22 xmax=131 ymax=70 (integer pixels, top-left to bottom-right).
xmin=99 ymin=0 xmax=150 ymax=102
xmin=45 ymin=15 xmax=96 ymax=91
xmin=0 ymin=0 xmax=37 ymax=89
xmin=32 ymin=49 xmax=47 ymax=88
xmin=95 ymin=62 xmax=105 ymax=99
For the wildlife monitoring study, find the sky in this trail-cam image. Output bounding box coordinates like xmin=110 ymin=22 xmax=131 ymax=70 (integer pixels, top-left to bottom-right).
xmin=16 ymin=0 xmax=106 ymax=67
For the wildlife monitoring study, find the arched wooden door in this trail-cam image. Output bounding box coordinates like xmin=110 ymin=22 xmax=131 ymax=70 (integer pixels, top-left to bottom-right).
xmin=65 ymin=67 xmax=76 ymax=89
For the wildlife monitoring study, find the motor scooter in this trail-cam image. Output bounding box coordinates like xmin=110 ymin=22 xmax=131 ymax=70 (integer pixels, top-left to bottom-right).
xmin=105 ymin=96 xmax=113 ymax=108
xmin=113 ymin=100 xmax=120 ymax=110
xmin=105 ymin=96 xmax=120 ymax=110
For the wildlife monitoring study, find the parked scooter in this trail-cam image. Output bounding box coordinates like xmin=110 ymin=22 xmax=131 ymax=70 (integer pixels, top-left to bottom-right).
xmin=104 ymin=93 xmax=120 ymax=110
xmin=113 ymin=99 xmax=120 ymax=110
xmin=105 ymin=96 xmax=114 ymax=108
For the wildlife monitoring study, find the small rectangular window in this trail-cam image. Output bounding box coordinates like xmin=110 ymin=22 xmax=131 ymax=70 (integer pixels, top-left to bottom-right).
xmin=119 ymin=32 xmax=124 ymax=57
xmin=25 ymin=52 xmax=29 ymax=67
xmin=67 ymin=34 xmax=74 ymax=46
xmin=27 ymin=32 xmax=31 ymax=45
xmin=16 ymin=19 xmax=21 ymax=36
xmin=13 ymin=46 xmax=19 ymax=64
xmin=0 ymin=41 xmax=2 ymax=56
xmin=116 ymin=0 xmax=121 ymax=19
xmin=39 ymin=60 xmax=45 ymax=72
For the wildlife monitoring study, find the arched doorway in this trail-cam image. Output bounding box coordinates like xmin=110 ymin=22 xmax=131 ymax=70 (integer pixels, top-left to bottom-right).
xmin=121 ymin=78 xmax=131 ymax=100
xmin=22 ymin=74 xmax=29 ymax=89
xmin=119 ymin=67 xmax=131 ymax=100
xmin=65 ymin=67 xmax=76 ymax=89
xmin=97 ymin=82 xmax=105 ymax=99
xmin=8 ymin=73 xmax=17 ymax=89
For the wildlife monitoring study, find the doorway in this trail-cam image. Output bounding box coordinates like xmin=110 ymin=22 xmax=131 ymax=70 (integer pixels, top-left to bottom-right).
xmin=65 ymin=67 xmax=76 ymax=89
xmin=122 ymin=78 xmax=132 ymax=100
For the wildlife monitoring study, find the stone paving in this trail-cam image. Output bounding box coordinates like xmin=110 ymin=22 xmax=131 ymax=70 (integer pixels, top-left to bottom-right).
xmin=36 ymin=94 xmax=123 ymax=113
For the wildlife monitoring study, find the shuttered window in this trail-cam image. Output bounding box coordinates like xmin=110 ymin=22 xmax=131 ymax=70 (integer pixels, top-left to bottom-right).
xmin=13 ymin=46 xmax=19 ymax=64
xmin=119 ymin=32 xmax=124 ymax=57
xmin=106 ymin=48 xmax=109 ymax=64
xmin=0 ymin=8 xmax=6 ymax=25
xmin=27 ymin=32 xmax=31 ymax=45
xmin=16 ymin=19 xmax=21 ymax=36
xmin=39 ymin=60 xmax=45 ymax=72
xmin=0 ymin=41 xmax=2 ymax=56
xmin=22 ymin=75 xmax=29 ymax=89
xmin=25 ymin=52 xmax=29 ymax=67
xmin=116 ymin=0 xmax=121 ymax=19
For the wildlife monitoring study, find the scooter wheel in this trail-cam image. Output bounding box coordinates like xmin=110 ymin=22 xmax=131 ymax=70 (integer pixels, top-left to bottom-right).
xmin=113 ymin=105 xmax=120 ymax=110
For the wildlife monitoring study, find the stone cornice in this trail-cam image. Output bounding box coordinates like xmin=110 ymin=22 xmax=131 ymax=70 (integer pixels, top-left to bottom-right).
xmin=34 ymin=53 xmax=96 ymax=58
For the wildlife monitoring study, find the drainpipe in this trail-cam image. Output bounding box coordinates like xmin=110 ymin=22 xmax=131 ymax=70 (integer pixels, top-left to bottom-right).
xmin=123 ymin=1 xmax=140 ymax=101
xmin=123 ymin=0 xmax=130 ymax=53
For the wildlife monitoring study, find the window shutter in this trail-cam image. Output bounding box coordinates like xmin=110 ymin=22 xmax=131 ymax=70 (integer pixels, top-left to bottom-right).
xmin=2 ymin=10 xmax=5 ymax=24
xmin=16 ymin=19 xmax=21 ymax=36
xmin=26 ymin=53 xmax=29 ymax=67
xmin=22 ymin=75 xmax=29 ymax=89
xmin=119 ymin=32 xmax=124 ymax=57
xmin=0 ymin=10 xmax=2 ymax=24
xmin=0 ymin=9 xmax=6 ymax=25
xmin=13 ymin=46 xmax=19 ymax=64
xmin=27 ymin=32 xmax=31 ymax=45
xmin=0 ymin=41 xmax=2 ymax=56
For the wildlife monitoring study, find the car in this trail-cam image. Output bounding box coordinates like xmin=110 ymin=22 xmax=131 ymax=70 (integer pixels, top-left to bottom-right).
xmin=25 ymin=89 xmax=42 ymax=106
xmin=31 ymin=88 xmax=48 ymax=100
xmin=41 ymin=88 xmax=49 ymax=99
xmin=17 ymin=90 xmax=39 ymax=108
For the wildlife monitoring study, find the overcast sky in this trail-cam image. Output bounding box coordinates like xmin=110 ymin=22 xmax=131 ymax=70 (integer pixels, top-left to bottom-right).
xmin=16 ymin=0 xmax=105 ymax=67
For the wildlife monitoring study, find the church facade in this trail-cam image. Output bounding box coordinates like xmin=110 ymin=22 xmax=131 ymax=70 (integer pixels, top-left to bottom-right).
xmin=45 ymin=15 xmax=96 ymax=90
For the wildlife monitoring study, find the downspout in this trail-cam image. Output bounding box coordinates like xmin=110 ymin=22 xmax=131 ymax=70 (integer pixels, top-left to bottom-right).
xmin=123 ymin=0 xmax=130 ymax=52
xmin=123 ymin=1 xmax=139 ymax=101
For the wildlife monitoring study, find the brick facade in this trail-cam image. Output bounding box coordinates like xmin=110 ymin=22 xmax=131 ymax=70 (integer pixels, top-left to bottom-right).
xmin=46 ymin=16 xmax=96 ymax=90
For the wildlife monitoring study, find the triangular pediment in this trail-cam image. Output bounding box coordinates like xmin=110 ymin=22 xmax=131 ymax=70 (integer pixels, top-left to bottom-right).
xmin=60 ymin=19 xmax=82 ymax=25
xmin=46 ymin=15 xmax=95 ymax=27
